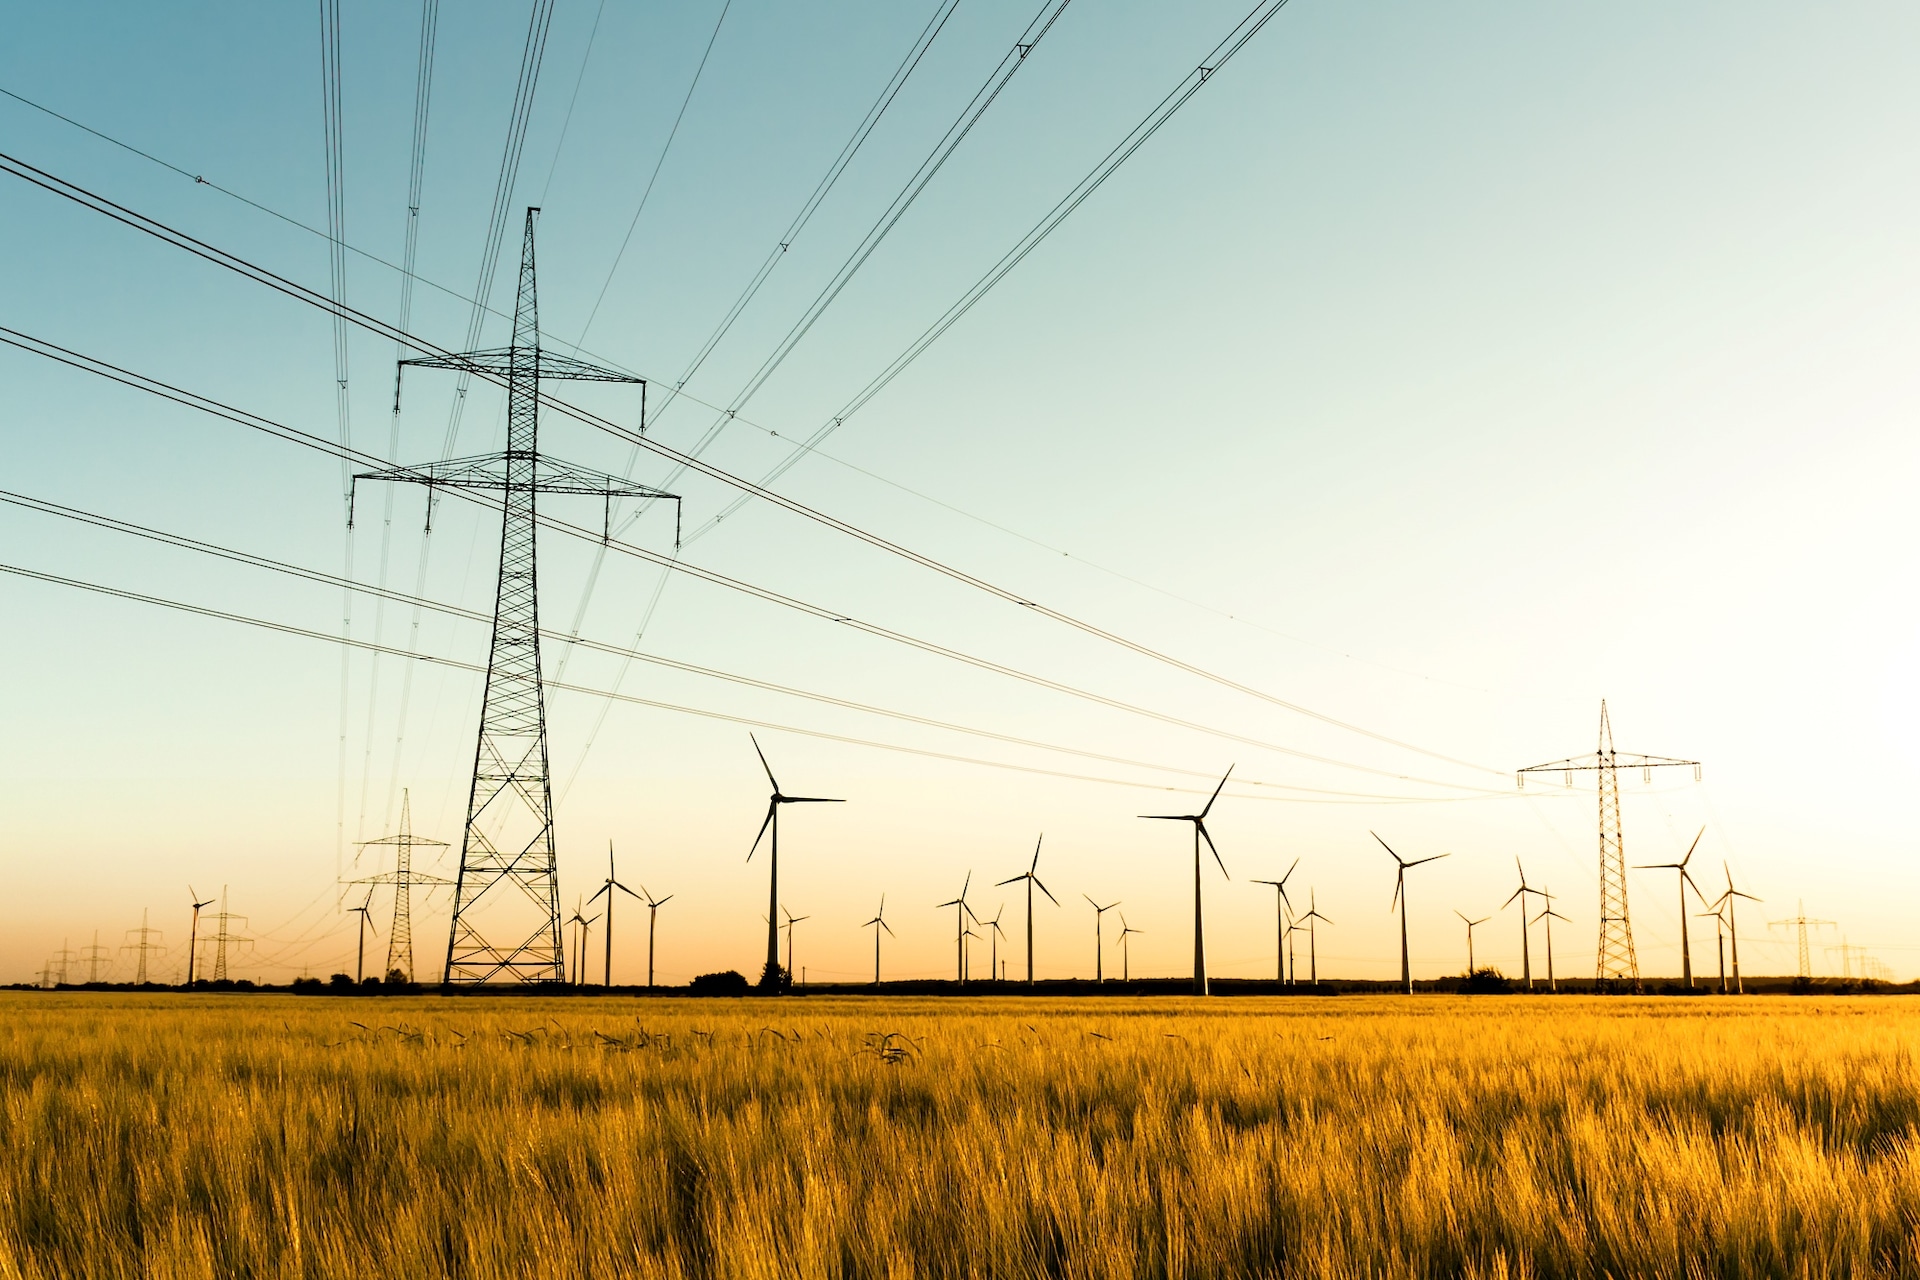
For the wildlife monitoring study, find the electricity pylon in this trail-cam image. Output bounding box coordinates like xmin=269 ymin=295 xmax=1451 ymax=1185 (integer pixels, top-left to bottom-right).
xmin=122 ymin=910 xmax=165 ymax=985
xmin=205 ymin=888 xmax=251 ymax=982
xmin=1770 ymin=901 xmax=1834 ymax=979
xmin=352 ymin=790 xmax=452 ymax=982
xmin=355 ymin=209 xmax=679 ymax=985
xmin=1518 ymin=701 xmax=1700 ymax=991
xmin=80 ymin=930 xmax=111 ymax=984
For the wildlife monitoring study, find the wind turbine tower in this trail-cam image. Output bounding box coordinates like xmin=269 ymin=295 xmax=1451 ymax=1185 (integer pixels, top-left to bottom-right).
xmin=1140 ymin=767 xmax=1234 ymax=995
xmin=1083 ymin=896 xmax=1119 ymax=982
xmin=745 ymin=735 xmax=843 ymax=990
xmin=1502 ymin=859 xmax=1542 ymax=988
xmin=1373 ymin=833 xmax=1448 ymax=995
xmin=1636 ymin=827 xmax=1706 ymax=988
xmin=862 ymin=896 xmax=893 ymax=986
xmin=1251 ymin=858 xmax=1299 ymax=985
xmin=997 ymin=835 xmax=1058 ymax=984
xmin=354 ymin=209 xmax=681 ymax=985
xmin=1517 ymin=701 xmax=1700 ymax=990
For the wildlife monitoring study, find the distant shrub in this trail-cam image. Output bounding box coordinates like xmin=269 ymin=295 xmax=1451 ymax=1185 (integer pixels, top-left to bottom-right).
xmin=291 ymin=977 xmax=324 ymax=994
xmin=691 ymin=970 xmax=750 ymax=997
xmin=328 ymin=973 xmax=354 ymax=990
xmin=1461 ymin=968 xmax=1512 ymax=994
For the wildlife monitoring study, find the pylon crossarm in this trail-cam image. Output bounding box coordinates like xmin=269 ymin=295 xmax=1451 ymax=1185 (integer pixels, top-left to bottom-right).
xmin=353 ymin=453 xmax=677 ymax=501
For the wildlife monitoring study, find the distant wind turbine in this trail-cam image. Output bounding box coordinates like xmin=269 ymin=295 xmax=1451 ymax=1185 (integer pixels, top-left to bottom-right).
xmin=1083 ymin=895 xmax=1119 ymax=982
xmin=185 ymin=886 xmax=215 ymax=987
xmin=588 ymin=840 xmax=644 ymax=988
xmin=1141 ymin=766 xmax=1234 ymax=996
xmin=565 ymin=898 xmax=599 ymax=986
xmin=746 ymin=734 xmax=843 ymax=990
xmin=1454 ymin=909 xmax=1489 ymax=976
xmin=1635 ymin=826 xmax=1707 ymax=989
xmin=1251 ymin=857 xmax=1300 ymax=985
xmin=1373 ymin=832 xmax=1449 ymax=995
xmin=862 ymin=896 xmax=893 ymax=986
xmin=1712 ymin=862 xmax=1762 ymax=995
xmin=347 ymin=893 xmax=378 ymax=984
xmin=1502 ymin=859 xmax=1542 ymax=989
xmin=781 ymin=907 xmax=809 ymax=985
xmin=1116 ymin=915 xmax=1142 ymax=982
xmin=985 ymin=905 xmax=1006 ymax=983
xmin=1533 ymin=887 xmax=1568 ymax=992
xmin=1298 ymin=890 xmax=1332 ymax=986
xmin=996 ymin=836 xmax=1058 ymax=984
xmin=936 ymin=872 xmax=980 ymax=984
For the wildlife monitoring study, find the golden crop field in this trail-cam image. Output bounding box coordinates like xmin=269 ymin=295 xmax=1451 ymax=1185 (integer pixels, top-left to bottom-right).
xmin=3 ymin=994 xmax=1919 ymax=1279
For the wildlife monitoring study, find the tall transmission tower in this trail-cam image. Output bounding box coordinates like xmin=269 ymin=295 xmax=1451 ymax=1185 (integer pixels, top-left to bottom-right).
xmin=354 ymin=208 xmax=680 ymax=985
xmin=205 ymin=888 xmax=252 ymax=982
xmin=1518 ymin=701 xmax=1700 ymax=991
xmin=52 ymin=940 xmax=77 ymax=986
xmin=122 ymin=910 xmax=165 ymax=985
xmin=1770 ymin=902 xmax=1834 ymax=979
xmin=352 ymin=789 xmax=453 ymax=982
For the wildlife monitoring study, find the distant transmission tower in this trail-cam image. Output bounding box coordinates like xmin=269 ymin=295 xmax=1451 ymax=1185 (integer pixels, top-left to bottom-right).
xmin=205 ymin=888 xmax=252 ymax=982
xmin=1518 ymin=701 xmax=1700 ymax=990
xmin=80 ymin=930 xmax=111 ymax=984
xmin=52 ymin=940 xmax=76 ymax=986
xmin=352 ymin=790 xmax=453 ymax=982
xmin=122 ymin=910 xmax=165 ymax=985
xmin=354 ymin=208 xmax=679 ymax=985
xmin=1770 ymin=902 xmax=1834 ymax=979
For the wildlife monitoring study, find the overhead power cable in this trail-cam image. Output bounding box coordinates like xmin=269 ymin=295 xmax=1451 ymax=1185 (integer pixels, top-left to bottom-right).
xmin=0 ymin=149 xmax=1505 ymax=781
xmin=695 ymin=0 xmax=1295 ymax=534
xmin=0 ymin=322 xmax=1492 ymax=793
xmin=576 ymin=0 xmax=733 ymax=345
xmin=0 ymin=485 xmax=1450 ymax=804
xmin=318 ymin=0 xmax=355 ymax=890
xmin=0 ymin=559 xmax=1489 ymax=806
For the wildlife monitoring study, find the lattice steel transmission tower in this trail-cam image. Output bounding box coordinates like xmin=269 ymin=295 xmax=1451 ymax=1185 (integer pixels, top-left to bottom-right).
xmin=122 ymin=909 xmax=164 ymax=985
xmin=352 ymin=789 xmax=452 ymax=982
xmin=1771 ymin=902 xmax=1834 ymax=979
xmin=205 ymin=888 xmax=252 ymax=982
xmin=1518 ymin=701 xmax=1700 ymax=990
xmin=354 ymin=208 xmax=679 ymax=985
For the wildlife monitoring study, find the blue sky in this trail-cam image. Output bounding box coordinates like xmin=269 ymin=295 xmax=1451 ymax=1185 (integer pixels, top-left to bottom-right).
xmin=1 ymin=1 xmax=1915 ymax=985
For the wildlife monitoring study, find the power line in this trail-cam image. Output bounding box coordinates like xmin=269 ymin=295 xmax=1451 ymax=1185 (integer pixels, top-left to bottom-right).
xmin=576 ymin=0 xmax=733 ymax=345
xmin=0 ymin=319 xmax=1490 ymax=790
xmin=0 ymin=558 xmax=1498 ymax=807
xmin=319 ymin=0 xmax=356 ymax=894
xmin=0 ymin=484 xmax=1454 ymax=804
xmin=0 ymin=149 xmax=1504 ymax=782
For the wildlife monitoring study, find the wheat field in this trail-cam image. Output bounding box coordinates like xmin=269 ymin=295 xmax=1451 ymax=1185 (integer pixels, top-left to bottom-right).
xmin=2 ymin=993 xmax=1918 ymax=1278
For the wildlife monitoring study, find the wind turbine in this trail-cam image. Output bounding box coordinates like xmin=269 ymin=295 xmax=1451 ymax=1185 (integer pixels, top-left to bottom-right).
xmin=1298 ymin=890 xmax=1332 ymax=986
xmin=746 ymin=734 xmax=843 ymax=990
xmin=1698 ymin=903 xmax=1728 ymax=993
xmin=985 ymin=906 xmax=1006 ymax=983
xmin=565 ymin=899 xmax=599 ymax=986
xmin=1711 ymin=862 xmax=1761 ymax=995
xmin=185 ymin=886 xmax=215 ymax=987
xmin=936 ymin=872 xmax=980 ymax=984
xmin=781 ymin=907 xmax=809 ymax=985
xmin=638 ymin=884 xmax=672 ymax=989
xmin=1502 ymin=859 xmax=1542 ymax=989
xmin=1141 ymin=766 xmax=1234 ymax=996
xmin=960 ymin=924 xmax=980 ymax=982
xmin=996 ymin=835 xmax=1058 ymax=984
xmin=588 ymin=840 xmax=644 ymax=988
xmin=347 ymin=893 xmax=378 ymax=984
xmin=1116 ymin=915 xmax=1142 ymax=982
xmin=1373 ymin=832 xmax=1449 ymax=995
xmin=862 ymin=896 xmax=894 ymax=986
xmin=1533 ymin=886 xmax=1568 ymax=992
xmin=1455 ymin=910 xmax=1489 ymax=976
xmin=1635 ymin=826 xmax=1706 ymax=989
xmin=1251 ymin=857 xmax=1300 ymax=985
xmin=1082 ymin=895 xmax=1119 ymax=982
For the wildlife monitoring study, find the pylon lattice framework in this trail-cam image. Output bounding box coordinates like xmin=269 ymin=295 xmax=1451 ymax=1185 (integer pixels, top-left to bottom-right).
xmin=1518 ymin=701 xmax=1700 ymax=990
xmin=354 ymin=209 xmax=680 ymax=984
xmin=352 ymin=789 xmax=452 ymax=982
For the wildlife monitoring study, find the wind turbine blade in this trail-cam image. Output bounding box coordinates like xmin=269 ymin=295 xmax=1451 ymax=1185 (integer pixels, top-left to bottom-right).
xmin=881 ymin=921 xmax=895 ymax=936
xmin=1514 ymin=856 xmax=1529 ymax=888
xmin=995 ymin=875 xmax=1025 ymax=887
xmin=1390 ymin=875 xmax=1402 ymax=913
xmin=1199 ymin=822 xmax=1228 ymax=878
xmin=1033 ymin=878 xmax=1060 ymax=907
xmin=1503 ymin=885 xmax=1526 ymax=908
xmin=1280 ymin=856 xmax=1300 ymax=886
xmin=1370 ymin=831 xmax=1403 ymax=865
xmin=1031 ymin=834 xmax=1043 ymax=874
xmin=747 ymin=801 xmax=776 ymax=862
xmin=787 ymin=796 xmax=845 ymax=804
xmin=588 ymin=884 xmax=611 ymax=904
xmin=1682 ymin=826 xmax=1705 ymax=866
xmin=656 ymin=895 xmax=673 ymax=906
xmin=1138 ymin=814 xmax=1185 ymax=821
xmin=614 ymin=881 xmax=643 ymax=900
xmin=1406 ymin=853 xmax=1450 ymax=869
xmin=961 ymin=871 xmax=972 ymax=898
xmin=1198 ymin=765 xmax=1234 ymax=819
xmin=749 ymin=733 xmax=780 ymax=793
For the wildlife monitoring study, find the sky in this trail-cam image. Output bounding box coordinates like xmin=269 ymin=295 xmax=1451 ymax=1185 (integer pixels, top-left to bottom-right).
xmin=0 ymin=1 xmax=1915 ymax=987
